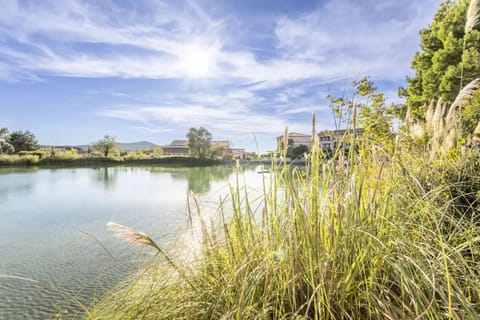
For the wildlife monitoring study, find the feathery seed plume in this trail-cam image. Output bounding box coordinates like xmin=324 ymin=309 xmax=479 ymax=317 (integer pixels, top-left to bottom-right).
xmin=432 ymin=99 xmax=445 ymax=138
xmin=106 ymin=222 xmax=195 ymax=288
xmin=451 ymin=78 xmax=480 ymax=110
xmin=465 ymin=0 xmax=480 ymax=33
xmin=411 ymin=123 xmax=425 ymax=139
xmin=445 ymin=107 xmax=457 ymax=132
xmin=474 ymin=121 xmax=480 ymax=135
xmin=106 ymin=222 xmax=161 ymax=251
xmin=405 ymin=106 xmax=412 ymax=135
xmin=425 ymin=100 xmax=435 ymax=135
xmin=443 ymin=128 xmax=457 ymax=152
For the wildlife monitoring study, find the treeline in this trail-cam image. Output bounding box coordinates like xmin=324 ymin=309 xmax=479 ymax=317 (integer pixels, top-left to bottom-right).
xmin=0 ymin=128 xmax=249 ymax=166
xmin=0 ymin=129 xmax=39 ymax=154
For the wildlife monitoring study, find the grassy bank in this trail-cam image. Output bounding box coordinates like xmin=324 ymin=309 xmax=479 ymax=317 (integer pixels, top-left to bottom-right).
xmin=0 ymin=155 xmax=223 ymax=168
xmin=88 ymin=137 xmax=480 ymax=319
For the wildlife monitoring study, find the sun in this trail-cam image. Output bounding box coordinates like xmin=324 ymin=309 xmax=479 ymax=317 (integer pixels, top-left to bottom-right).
xmin=179 ymin=42 xmax=218 ymax=78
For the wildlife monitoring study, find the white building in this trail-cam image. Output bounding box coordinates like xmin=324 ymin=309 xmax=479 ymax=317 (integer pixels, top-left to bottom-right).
xmin=276 ymin=132 xmax=312 ymax=152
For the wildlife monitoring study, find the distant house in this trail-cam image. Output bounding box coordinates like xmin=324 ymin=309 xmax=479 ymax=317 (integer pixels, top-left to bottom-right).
xmin=231 ymin=148 xmax=246 ymax=159
xmin=276 ymin=132 xmax=312 ymax=152
xmin=211 ymin=140 xmax=230 ymax=149
xmin=162 ymin=139 xmax=232 ymax=156
xmin=47 ymin=145 xmax=88 ymax=155
xmin=318 ymin=128 xmax=364 ymax=151
xmin=162 ymin=140 xmax=189 ymax=155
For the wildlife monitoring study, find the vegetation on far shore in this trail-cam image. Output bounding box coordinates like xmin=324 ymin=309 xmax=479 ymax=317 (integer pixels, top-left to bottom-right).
xmin=0 ymin=153 xmax=224 ymax=167
xmin=0 ymin=128 xmax=248 ymax=167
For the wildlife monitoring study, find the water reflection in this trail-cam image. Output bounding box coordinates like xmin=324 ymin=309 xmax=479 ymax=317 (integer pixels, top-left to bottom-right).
xmin=0 ymin=169 xmax=36 ymax=204
xmin=0 ymin=165 xmax=258 ymax=319
xmin=93 ymin=167 xmax=118 ymax=190
xmin=149 ymin=166 xmax=240 ymax=194
xmin=186 ymin=166 xmax=233 ymax=193
xmin=0 ymin=167 xmax=39 ymax=175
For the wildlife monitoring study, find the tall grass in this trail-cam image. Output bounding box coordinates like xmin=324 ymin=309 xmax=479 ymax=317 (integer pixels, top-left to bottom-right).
xmin=0 ymin=154 xmax=39 ymax=166
xmin=89 ymin=130 xmax=480 ymax=319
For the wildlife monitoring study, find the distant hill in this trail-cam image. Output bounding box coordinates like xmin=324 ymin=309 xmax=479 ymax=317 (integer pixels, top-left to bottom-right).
xmin=77 ymin=141 xmax=160 ymax=152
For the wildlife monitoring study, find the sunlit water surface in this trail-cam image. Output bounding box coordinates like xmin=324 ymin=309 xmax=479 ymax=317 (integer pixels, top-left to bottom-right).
xmin=0 ymin=165 xmax=261 ymax=319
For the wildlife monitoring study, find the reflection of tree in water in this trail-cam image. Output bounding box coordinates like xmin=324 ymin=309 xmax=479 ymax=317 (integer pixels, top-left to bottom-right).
xmin=0 ymin=167 xmax=39 ymax=175
xmin=94 ymin=167 xmax=118 ymax=190
xmin=150 ymin=166 xmax=248 ymax=194
xmin=187 ymin=166 xmax=234 ymax=194
xmin=0 ymin=168 xmax=38 ymax=202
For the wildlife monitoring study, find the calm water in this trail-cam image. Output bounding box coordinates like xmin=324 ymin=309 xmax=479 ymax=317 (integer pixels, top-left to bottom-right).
xmin=0 ymin=165 xmax=260 ymax=319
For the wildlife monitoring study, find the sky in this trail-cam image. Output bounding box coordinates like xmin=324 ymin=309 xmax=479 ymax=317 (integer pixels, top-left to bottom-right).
xmin=0 ymin=0 xmax=442 ymax=152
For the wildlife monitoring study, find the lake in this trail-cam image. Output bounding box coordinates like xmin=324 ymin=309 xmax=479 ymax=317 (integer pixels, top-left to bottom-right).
xmin=0 ymin=165 xmax=261 ymax=319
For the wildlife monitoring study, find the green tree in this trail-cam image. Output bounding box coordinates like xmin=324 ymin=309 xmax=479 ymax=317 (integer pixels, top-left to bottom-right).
xmin=402 ymin=0 xmax=480 ymax=118
xmin=91 ymin=135 xmax=119 ymax=157
xmin=278 ymin=138 xmax=294 ymax=157
xmin=329 ymin=78 xmax=394 ymax=147
xmin=0 ymin=128 xmax=14 ymax=154
xmin=210 ymin=144 xmax=231 ymax=160
xmin=354 ymin=78 xmax=394 ymax=145
xmin=7 ymin=130 xmax=39 ymax=152
xmin=291 ymin=144 xmax=309 ymax=159
xmin=186 ymin=127 xmax=212 ymax=158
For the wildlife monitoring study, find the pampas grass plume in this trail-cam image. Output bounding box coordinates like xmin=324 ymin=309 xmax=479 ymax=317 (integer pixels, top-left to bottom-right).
xmin=425 ymin=100 xmax=435 ymax=135
xmin=474 ymin=121 xmax=480 ymax=135
xmin=443 ymin=128 xmax=457 ymax=152
xmin=451 ymin=78 xmax=479 ymax=109
xmin=432 ymin=98 xmax=445 ymax=138
xmin=405 ymin=106 xmax=412 ymax=135
xmin=465 ymin=0 xmax=480 ymax=33
xmin=106 ymin=222 xmax=161 ymax=252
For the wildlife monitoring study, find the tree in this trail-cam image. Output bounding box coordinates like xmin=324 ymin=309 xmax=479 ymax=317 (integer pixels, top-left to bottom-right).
xmin=278 ymin=138 xmax=294 ymax=157
xmin=328 ymin=78 xmax=394 ymax=147
xmin=7 ymin=130 xmax=39 ymax=152
xmin=186 ymin=127 xmax=212 ymax=158
xmin=402 ymin=0 xmax=480 ymax=118
xmin=354 ymin=78 xmax=394 ymax=145
xmin=291 ymin=144 xmax=309 ymax=159
xmin=210 ymin=144 xmax=232 ymax=160
xmin=91 ymin=135 xmax=119 ymax=157
xmin=0 ymin=128 xmax=14 ymax=154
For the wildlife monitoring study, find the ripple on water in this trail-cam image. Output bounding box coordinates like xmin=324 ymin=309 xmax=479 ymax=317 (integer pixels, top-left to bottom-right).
xmin=0 ymin=249 xmax=145 ymax=320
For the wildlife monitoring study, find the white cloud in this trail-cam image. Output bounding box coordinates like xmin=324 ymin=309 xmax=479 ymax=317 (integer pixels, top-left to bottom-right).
xmin=274 ymin=0 xmax=441 ymax=82
xmin=0 ymin=0 xmax=442 ymax=151
xmin=98 ymin=104 xmax=288 ymax=134
xmin=0 ymin=0 xmax=441 ymax=86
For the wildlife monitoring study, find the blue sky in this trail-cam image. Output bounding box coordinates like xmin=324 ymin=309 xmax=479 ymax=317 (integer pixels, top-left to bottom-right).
xmin=0 ymin=0 xmax=441 ymax=152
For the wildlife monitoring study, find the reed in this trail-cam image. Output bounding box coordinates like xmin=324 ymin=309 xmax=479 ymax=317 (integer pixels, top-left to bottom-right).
xmin=89 ymin=125 xmax=480 ymax=319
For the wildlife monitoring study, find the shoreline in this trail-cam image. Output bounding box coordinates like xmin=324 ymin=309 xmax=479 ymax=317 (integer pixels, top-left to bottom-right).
xmin=0 ymin=156 xmax=307 ymax=168
xmin=0 ymin=156 xmax=227 ymax=168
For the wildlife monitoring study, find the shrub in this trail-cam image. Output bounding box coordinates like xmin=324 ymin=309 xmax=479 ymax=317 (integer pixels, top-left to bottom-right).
xmin=0 ymin=154 xmax=39 ymax=166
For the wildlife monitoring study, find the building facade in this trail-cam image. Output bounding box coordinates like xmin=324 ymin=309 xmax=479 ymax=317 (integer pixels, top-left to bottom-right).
xmin=318 ymin=128 xmax=365 ymax=152
xmin=162 ymin=139 xmax=232 ymax=156
xmin=276 ymin=132 xmax=312 ymax=152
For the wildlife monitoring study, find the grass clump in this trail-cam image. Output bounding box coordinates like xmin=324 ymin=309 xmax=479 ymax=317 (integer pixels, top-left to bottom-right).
xmin=89 ymin=131 xmax=480 ymax=319
xmin=0 ymin=154 xmax=39 ymax=165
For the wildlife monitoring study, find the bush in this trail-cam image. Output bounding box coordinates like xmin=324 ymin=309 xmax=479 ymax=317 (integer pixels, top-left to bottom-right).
xmin=0 ymin=155 xmax=39 ymax=166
